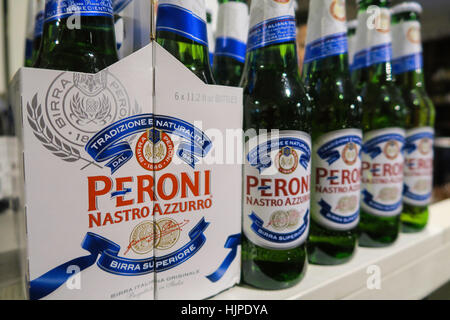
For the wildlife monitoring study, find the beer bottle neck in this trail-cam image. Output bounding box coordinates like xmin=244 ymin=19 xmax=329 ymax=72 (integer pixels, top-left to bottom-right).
xmin=302 ymin=0 xmax=351 ymax=85
xmin=244 ymin=42 xmax=299 ymax=75
xmin=391 ymin=11 xmax=425 ymax=90
xmin=156 ymin=1 xmax=214 ymax=84
xmin=35 ymin=1 xmax=118 ymax=73
xmin=214 ymin=0 xmax=248 ymax=65
xmin=241 ymin=42 xmax=300 ymax=92
xmin=369 ymin=60 xmax=394 ymax=84
xmin=352 ymin=7 xmax=371 ymax=88
xmin=365 ymin=4 xmax=394 ymax=84
xmin=242 ymin=2 xmax=299 ymax=86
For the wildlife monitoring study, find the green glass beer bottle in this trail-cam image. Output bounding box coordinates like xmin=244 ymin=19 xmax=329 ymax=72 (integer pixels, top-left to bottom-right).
xmin=156 ymin=0 xmax=215 ymax=84
xmin=213 ymin=0 xmax=249 ymax=86
xmin=34 ymin=0 xmax=118 ymax=73
xmin=391 ymin=2 xmax=435 ymax=232
xmin=359 ymin=0 xmax=409 ymax=247
xmin=351 ymin=0 xmax=371 ymax=90
xmin=302 ymin=0 xmax=362 ymax=265
xmin=241 ymin=0 xmax=312 ymax=290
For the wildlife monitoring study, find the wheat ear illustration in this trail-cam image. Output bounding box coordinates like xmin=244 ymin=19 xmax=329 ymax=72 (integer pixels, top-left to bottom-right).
xmin=26 ymin=93 xmax=100 ymax=168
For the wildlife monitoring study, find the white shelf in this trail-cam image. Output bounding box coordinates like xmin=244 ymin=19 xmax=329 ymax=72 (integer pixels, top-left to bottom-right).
xmin=214 ymin=199 xmax=450 ymax=300
xmin=2 ymin=201 xmax=450 ymax=300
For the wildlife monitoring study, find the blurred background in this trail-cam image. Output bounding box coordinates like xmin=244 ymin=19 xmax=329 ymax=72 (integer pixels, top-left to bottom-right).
xmin=0 ymin=0 xmax=449 ymax=299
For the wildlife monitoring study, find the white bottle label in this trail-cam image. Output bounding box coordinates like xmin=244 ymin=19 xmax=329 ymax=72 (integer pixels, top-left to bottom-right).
xmin=367 ymin=7 xmax=392 ymax=67
xmin=361 ymin=128 xmax=405 ymax=217
xmin=352 ymin=10 xmax=371 ymax=70
xmin=391 ymin=21 xmax=423 ymax=75
xmin=215 ymin=2 xmax=249 ymax=63
xmin=403 ymin=127 xmax=434 ymax=206
xmin=243 ymin=131 xmax=311 ymax=250
xmin=353 ymin=7 xmax=392 ymax=69
xmin=157 ymin=0 xmax=206 ymax=20
xmin=157 ymin=0 xmax=208 ymax=46
xmin=45 ymin=0 xmax=114 ymax=22
xmin=247 ymin=0 xmax=296 ymax=52
xmin=304 ymin=0 xmax=348 ymax=64
xmin=312 ymin=129 xmax=362 ymax=231
xmin=348 ymin=32 xmax=356 ymax=67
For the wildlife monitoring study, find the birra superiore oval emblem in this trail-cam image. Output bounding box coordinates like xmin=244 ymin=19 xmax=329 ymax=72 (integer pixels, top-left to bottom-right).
xmin=130 ymin=221 xmax=159 ymax=255
xmin=156 ymin=218 xmax=181 ymax=250
xmin=135 ymin=128 xmax=175 ymax=171
xmin=45 ymin=71 xmax=132 ymax=148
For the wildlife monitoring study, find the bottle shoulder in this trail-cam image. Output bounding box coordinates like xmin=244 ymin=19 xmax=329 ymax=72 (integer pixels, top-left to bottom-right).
xmin=36 ymin=50 xmax=118 ymax=73
xmin=243 ymin=75 xmax=311 ymax=133
xmin=212 ymin=56 xmax=244 ymax=86
xmin=401 ymin=87 xmax=436 ymax=128
xmin=156 ymin=35 xmax=215 ymax=84
xmin=361 ymin=82 xmax=410 ymax=131
xmin=304 ymin=73 xmax=362 ymax=135
xmin=36 ymin=19 xmax=119 ymax=72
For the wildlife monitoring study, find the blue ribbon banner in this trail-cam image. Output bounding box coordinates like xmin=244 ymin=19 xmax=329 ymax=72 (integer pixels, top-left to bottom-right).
xmin=351 ymin=49 xmax=370 ymax=71
xmin=404 ymin=131 xmax=434 ymax=155
xmin=318 ymin=199 xmax=359 ymax=225
xmin=368 ymin=43 xmax=392 ymax=67
xmin=392 ymin=53 xmax=423 ymax=75
xmin=29 ymin=232 xmax=154 ymax=300
xmin=317 ymin=135 xmax=362 ymax=165
xmin=206 ymin=234 xmax=241 ymax=283
xmin=156 ymin=3 xmax=208 ymax=47
xmin=362 ymin=189 xmax=402 ymax=213
xmin=248 ymin=211 xmax=309 ymax=244
xmin=155 ymin=218 xmax=209 ymax=273
xmin=215 ymin=37 xmax=247 ymax=63
xmin=304 ymin=32 xmax=348 ymax=65
xmin=247 ymin=136 xmax=311 ymax=173
xmin=45 ymin=0 xmax=114 ymax=22
xmin=247 ymin=15 xmax=297 ymax=52
xmin=85 ymin=114 xmax=212 ymax=174
xmin=29 ymin=218 xmax=218 ymax=300
xmin=362 ymin=133 xmax=405 ymax=159
xmin=403 ymin=185 xmax=431 ymax=202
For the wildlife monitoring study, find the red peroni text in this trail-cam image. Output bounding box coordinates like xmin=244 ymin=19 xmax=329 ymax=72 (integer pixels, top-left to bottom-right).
xmin=88 ymin=170 xmax=211 ymax=211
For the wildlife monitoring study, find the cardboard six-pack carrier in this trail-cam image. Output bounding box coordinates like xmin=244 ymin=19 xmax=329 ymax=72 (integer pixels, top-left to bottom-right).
xmin=11 ymin=40 xmax=243 ymax=300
